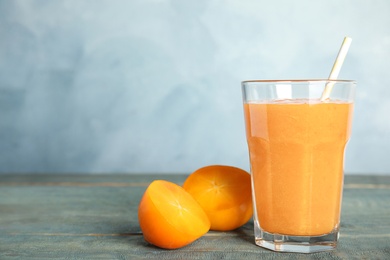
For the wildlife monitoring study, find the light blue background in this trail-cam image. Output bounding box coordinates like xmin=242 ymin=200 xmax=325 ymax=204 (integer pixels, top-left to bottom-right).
xmin=1 ymin=0 xmax=389 ymax=174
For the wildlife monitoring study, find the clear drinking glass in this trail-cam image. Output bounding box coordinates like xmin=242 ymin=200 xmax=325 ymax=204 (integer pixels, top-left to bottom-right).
xmin=242 ymin=79 xmax=356 ymax=253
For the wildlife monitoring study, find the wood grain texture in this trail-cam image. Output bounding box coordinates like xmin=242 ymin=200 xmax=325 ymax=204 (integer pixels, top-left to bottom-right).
xmin=1 ymin=174 xmax=389 ymax=259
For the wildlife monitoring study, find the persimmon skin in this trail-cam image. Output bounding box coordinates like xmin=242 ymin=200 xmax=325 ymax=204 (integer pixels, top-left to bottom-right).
xmin=183 ymin=165 xmax=253 ymax=231
xmin=138 ymin=180 xmax=210 ymax=249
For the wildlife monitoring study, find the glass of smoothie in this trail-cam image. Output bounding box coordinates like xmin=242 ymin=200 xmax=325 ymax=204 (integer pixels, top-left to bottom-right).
xmin=242 ymin=79 xmax=356 ymax=253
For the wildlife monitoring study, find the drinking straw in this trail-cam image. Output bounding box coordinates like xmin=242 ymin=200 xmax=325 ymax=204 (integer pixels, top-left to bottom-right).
xmin=320 ymin=37 xmax=352 ymax=101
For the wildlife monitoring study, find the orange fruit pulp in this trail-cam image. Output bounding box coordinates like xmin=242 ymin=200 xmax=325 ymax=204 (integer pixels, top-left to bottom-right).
xmin=183 ymin=165 xmax=252 ymax=231
xmin=138 ymin=180 xmax=210 ymax=249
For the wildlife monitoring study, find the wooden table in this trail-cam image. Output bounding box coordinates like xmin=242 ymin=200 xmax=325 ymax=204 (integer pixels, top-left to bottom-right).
xmin=1 ymin=174 xmax=389 ymax=259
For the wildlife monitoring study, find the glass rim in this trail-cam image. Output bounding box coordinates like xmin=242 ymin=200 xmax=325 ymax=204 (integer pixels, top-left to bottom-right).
xmin=242 ymin=79 xmax=356 ymax=84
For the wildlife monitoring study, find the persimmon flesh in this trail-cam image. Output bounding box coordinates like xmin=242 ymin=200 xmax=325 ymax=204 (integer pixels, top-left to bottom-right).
xmin=183 ymin=165 xmax=252 ymax=231
xmin=138 ymin=180 xmax=210 ymax=249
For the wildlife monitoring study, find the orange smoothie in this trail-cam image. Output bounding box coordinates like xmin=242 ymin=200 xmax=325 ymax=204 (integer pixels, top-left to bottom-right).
xmin=244 ymin=99 xmax=353 ymax=236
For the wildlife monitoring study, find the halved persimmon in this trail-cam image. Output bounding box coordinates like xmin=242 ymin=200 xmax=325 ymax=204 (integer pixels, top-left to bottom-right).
xmin=183 ymin=165 xmax=252 ymax=231
xmin=138 ymin=180 xmax=210 ymax=249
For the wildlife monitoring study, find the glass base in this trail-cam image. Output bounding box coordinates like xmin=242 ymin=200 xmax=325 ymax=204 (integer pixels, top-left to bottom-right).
xmin=254 ymin=223 xmax=339 ymax=253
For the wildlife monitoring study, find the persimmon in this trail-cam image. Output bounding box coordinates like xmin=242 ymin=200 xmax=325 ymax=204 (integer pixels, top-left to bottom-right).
xmin=138 ymin=180 xmax=210 ymax=249
xmin=183 ymin=165 xmax=252 ymax=231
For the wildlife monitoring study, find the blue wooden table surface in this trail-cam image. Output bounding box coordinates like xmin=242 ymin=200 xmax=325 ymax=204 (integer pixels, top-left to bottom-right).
xmin=1 ymin=174 xmax=389 ymax=259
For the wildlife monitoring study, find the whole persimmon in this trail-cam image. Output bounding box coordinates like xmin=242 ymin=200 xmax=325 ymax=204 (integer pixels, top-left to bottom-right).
xmin=183 ymin=165 xmax=252 ymax=231
xmin=138 ymin=180 xmax=210 ymax=249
